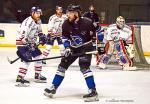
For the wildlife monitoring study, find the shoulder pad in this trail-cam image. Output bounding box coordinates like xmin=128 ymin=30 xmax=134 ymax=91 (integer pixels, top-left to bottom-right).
xmin=108 ymin=24 xmax=116 ymax=28
xmin=124 ymin=25 xmax=131 ymax=30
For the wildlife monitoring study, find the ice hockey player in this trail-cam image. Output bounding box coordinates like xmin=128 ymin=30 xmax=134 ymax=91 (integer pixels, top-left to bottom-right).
xmin=42 ymin=6 xmax=67 ymax=65
xmin=97 ymin=16 xmax=136 ymax=71
xmin=15 ymin=7 xmax=47 ymax=86
xmin=83 ymin=4 xmax=106 ymax=56
xmin=44 ymin=4 xmax=99 ymax=102
xmin=83 ymin=4 xmax=99 ymax=27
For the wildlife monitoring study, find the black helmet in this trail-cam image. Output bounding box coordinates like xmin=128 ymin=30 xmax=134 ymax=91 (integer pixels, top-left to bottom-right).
xmin=67 ymin=4 xmax=81 ymax=12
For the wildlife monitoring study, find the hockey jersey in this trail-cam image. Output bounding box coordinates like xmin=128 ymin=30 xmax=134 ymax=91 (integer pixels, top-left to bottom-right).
xmin=106 ymin=24 xmax=132 ymax=41
xmin=16 ymin=16 xmax=42 ymax=46
xmin=48 ymin=14 xmax=67 ymax=35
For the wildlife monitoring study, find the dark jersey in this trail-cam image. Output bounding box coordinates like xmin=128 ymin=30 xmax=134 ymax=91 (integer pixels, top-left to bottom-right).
xmin=83 ymin=12 xmax=99 ymax=23
xmin=62 ymin=17 xmax=96 ymax=48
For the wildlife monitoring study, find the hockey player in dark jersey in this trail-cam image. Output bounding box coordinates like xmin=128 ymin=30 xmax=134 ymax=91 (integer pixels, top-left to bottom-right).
xmin=83 ymin=5 xmax=99 ymax=25
xmin=44 ymin=4 xmax=99 ymax=102
xmin=83 ymin=5 xmax=105 ymax=53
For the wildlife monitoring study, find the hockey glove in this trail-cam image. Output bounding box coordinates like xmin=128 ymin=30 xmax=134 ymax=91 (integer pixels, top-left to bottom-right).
xmin=97 ymin=42 xmax=105 ymax=55
xmin=38 ymin=33 xmax=46 ymax=46
xmin=64 ymin=48 xmax=72 ymax=57
xmin=46 ymin=33 xmax=53 ymax=45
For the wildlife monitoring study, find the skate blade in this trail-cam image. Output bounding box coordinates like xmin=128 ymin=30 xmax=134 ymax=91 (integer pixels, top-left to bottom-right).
xmin=34 ymin=79 xmax=47 ymax=83
xmin=84 ymin=96 xmax=99 ymax=102
xmin=123 ymin=67 xmax=137 ymax=71
xmin=96 ymin=66 xmax=106 ymax=70
xmin=42 ymin=64 xmax=47 ymax=67
xmin=43 ymin=92 xmax=54 ymax=98
xmin=15 ymin=83 xmax=29 ymax=87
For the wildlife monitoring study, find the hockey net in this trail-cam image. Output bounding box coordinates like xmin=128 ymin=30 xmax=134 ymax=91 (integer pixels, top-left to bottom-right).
xmin=96 ymin=24 xmax=150 ymax=68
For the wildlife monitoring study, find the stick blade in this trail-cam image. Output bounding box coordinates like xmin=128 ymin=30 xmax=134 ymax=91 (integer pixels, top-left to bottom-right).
xmin=7 ymin=57 xmax=12 ymax=64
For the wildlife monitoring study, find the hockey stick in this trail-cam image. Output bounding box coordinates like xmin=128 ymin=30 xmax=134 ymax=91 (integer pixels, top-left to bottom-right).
xmin=7 ymin=43 xmax=41 ymax=64
xmin=28 ymin=51 xmax=98 ymax=62
xmin=7 ymin=57 xmax=20 ymax=64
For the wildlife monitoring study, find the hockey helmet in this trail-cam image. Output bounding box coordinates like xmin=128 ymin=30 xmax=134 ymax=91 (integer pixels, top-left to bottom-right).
xmin=56 ymin=6 xmax=63 ymax=11
xmin=116 ymin=16 xmax=125 ymax=29
xmin=31 ymin=6 xmax=42 ymax=15
xmin=67 ymin=4 xmax=81 ymax=12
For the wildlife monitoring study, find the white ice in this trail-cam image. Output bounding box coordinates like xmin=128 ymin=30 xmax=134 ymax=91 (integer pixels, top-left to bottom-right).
xmin=0 ymin=48 xmax=150 ymax=104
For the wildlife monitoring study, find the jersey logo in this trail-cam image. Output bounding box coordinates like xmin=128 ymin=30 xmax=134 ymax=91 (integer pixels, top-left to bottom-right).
xmin=71 ymin=35 xmax=83 ymax=46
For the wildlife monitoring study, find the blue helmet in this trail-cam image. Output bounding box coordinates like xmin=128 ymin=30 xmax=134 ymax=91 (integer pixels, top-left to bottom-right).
xmin=31 ymin=6 xmax=42 ymax=14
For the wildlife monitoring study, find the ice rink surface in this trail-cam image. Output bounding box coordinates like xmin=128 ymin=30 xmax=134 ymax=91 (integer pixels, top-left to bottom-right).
xmin=0 ymin=48 xmax=150 ymax=104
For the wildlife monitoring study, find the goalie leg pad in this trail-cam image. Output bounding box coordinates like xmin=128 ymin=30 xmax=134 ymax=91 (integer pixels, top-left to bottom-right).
xmin=114 ymin=39 xmax=132 ymax=66
xmin=100 ymin=54 xmax=112 ymax=64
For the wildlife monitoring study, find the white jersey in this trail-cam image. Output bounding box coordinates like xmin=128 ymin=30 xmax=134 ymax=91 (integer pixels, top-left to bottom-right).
xmin=106 ymin=24 xmax=132 ymax=41
xmin=48 ymin=14 xmax=67 ymax=35
xmin=16 ymin=16 xmax=42 ymax=46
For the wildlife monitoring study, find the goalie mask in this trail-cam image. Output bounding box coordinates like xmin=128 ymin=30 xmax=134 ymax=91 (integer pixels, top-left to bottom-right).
xmin=116 ymin=16 xmax=125 ymax=29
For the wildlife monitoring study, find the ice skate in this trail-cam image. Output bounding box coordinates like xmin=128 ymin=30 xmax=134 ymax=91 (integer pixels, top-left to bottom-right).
xmin=83 ymin=88 xmax=99 ymax=102
xmin=123 ymin=66 xmax=137 ymax=71
xmin=97 ymin=62 xmax=106 ymax=69
xmin=44 ymin=85 xmax=57 ymax=98
xmin=15 ymin=75 xmax=30 ymax=87
xmin=34 ymin=73 xmax=47 ymax=83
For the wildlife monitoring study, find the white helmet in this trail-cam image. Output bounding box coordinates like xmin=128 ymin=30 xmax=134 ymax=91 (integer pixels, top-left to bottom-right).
xmin=116 ymin=16 xmax=125 ymax=29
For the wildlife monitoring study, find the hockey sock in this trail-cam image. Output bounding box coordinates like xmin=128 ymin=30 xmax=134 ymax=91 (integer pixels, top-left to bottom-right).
xmin=83 ymin=70 xmax=96 ymax=89
xmin=43 ymin=45 xmax=52 ymax=58
xmin=34 ymin=66 xmax=42 ymax=74
xmin=52 ymin=71 xmax=65 ymax=87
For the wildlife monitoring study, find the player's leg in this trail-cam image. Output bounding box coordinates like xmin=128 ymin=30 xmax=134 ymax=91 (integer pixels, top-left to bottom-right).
xmin=114 ymin=40 xmax=136 ymax=71
xmin=42 ymin=36 xmax=55 ymax=65
xmin=16 ymin=46 xmax=31 ymax=86
xmin=79 ymin=54 xmax=99 ymax=102
xmin=32 ymin=48 xmax=47 ymax=82
xmin=16 ymin=62 xmax=30 ymax=83
xmin=97 ymin=41 xmax=113 ymax=69
xmin=44 ymin=56 xmax=78 ymax=98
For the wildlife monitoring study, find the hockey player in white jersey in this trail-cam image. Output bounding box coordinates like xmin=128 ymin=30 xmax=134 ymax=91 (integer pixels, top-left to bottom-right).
xmin=15 ymin=7 xmax=47 ymax=86
xmin=42 ymin=6 xmax=67 ymax=65
xmin=97 ymin=16 xmax=136 ymax=71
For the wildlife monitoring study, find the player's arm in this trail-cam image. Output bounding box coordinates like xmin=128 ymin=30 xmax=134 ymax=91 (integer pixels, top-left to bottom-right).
xmin=94 ymin=13 xmax=99 ymax=23
xmin=47 ymin=15 xmax=55 ymax=34
xmin=37 ymin=20 xmax=46 ymax=45
xmin=125 ymin=25 xmax=132 ymax=41
xmin=106 ymin=26 xmax=114 ymax=41
xmin=16 ymin=24 xmax=31 ymax=46
xmin=62 ymin=20 xmax=71 ymax=48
